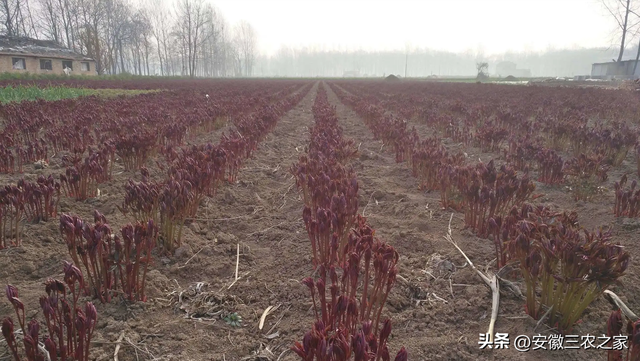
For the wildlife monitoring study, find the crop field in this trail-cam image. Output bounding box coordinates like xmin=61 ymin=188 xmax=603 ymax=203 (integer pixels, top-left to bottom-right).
xmin=1 ymin=79 xmax=639 ymax=361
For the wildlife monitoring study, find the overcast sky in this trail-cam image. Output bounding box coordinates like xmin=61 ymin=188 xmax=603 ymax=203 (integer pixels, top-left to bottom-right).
xmin=212 ymin=0 xmax=616 ymax=56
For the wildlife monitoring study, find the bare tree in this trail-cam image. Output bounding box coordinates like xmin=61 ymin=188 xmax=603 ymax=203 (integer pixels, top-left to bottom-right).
xmin=59 ymin=0 xmax=78 ymax=50
xmin=75 ymin=0 xmax=105 ymax=73
xmin=101 ymin=0 xmax=127 ymax=74
xmin=199 ymin=5 xmax=228 ymax=77
xmin=35 ymin=0 xmax=61 ymax=41
xmin=216 ymin=17 xmax=233 ymax=77
xmin=148 ymin=0 xmax=171 ymax=75
xmin=602 ymin=0 xmax=640 ymax=62
xmin=174 ymin=0 xmax=209 ymax=77
xmin=1 ymin=0 xmax=36 ymax=36
xmin=230 ymin=40 xmax=241 ymax=76
xmin=233 ymin=20 xmax=256 ymax=76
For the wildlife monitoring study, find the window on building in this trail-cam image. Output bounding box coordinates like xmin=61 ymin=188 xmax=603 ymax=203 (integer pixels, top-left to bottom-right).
xmin=81 ymin=62 xmax=90 ymax=71
xmin=12 ymin=58 xmax=26 ymax=70
xmin=39 ymin=59 xmax=52 ymax=70
xmin=62 ymin=60 xmax=73 ymax=70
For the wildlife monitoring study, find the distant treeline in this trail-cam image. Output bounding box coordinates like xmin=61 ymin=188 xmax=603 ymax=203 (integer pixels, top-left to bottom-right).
xmin=253 ymin=46 xmax=634 ymax=78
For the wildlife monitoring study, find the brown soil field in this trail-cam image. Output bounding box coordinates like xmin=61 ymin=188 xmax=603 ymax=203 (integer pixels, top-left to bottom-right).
xmin=1 ymin=82 xmax=639 ymax=361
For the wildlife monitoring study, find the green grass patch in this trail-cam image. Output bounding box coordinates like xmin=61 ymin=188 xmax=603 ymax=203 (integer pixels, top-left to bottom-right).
xmin=88 ymin=88 xmax=160 ymax=98
xmin=0 ymin=72 xmax=191 ymax=81
xmin=0 ymin=85 xmax=157 ymax=103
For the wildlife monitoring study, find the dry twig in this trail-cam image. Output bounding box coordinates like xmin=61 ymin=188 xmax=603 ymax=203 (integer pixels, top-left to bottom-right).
xmin=114 ymin=331 xmax=126 ymax=361
xmin=443 ymin=213 xmax=500 ymax=342
xmin=178 ymin=247 xmax=204 ymax=269
xmin=246 ymin=221 xmax=286 ymax=237
xmin=604 ymin=290 xmax=639 ymax=321
xmin=362 ymin=191 xmax=377 ymax=217
xmin=235 ymin=243 xmax=240 ymax=281
xmin=534 ymin=306 xmax=554 ymax=332
xmin=259 ymin=304 xmax=280 ymax=330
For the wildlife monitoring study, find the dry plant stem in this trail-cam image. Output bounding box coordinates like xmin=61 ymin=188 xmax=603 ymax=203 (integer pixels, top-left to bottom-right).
xmin=226 ymin=272 xmax=249 ymax=290
xmin=266 ymin=305 xmax=291 ymax=335
xmin=259 ymin=306 xmax=274 ymax=330
xmin=444 ymin=213 xmax=500 ymax=342
xmin=235 ymin=243 xmax=240 ymax=281
xmin=604 ymin=290 xmax=639 ymax=321
xmin=487 ymin=277 xmax=499 ymax=342
xmin=362 ymin=191 xmax=377 ymax=217
xmin=496 ymin=268 xmax=524 ymax=300
xmin=178 ymin=247 xmax=204 ymax=269
xmin=534 ymin=306 xmax=554 ymax=332
xmin=114 ymin=331 xmax=125 ymax=361
xmin=38 ymin=344 xmax=51 ymax=361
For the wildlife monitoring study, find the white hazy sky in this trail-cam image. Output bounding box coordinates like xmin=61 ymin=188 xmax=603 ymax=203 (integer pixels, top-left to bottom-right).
xmin=210 ymin=0 xmax=617 ymax=56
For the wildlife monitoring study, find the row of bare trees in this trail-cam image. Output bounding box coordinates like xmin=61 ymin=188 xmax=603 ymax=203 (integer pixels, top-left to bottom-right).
xmin=0 ymin=0 xmax=258 ymax=77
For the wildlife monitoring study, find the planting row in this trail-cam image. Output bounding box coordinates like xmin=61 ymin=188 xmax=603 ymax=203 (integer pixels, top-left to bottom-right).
xmin=290 ymin=84 xmax=406 ymax=360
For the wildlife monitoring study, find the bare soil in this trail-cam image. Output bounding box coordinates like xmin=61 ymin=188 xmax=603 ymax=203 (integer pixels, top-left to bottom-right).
xmin=1 ymin=82 xmax=638 ymax=361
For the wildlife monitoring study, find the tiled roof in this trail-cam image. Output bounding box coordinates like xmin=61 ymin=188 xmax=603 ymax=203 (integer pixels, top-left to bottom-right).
xmin=0 ymin=36 xmax=94 ymax=61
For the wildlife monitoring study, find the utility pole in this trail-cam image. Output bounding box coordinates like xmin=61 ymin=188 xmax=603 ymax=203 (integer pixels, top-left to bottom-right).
xmin=405 ymin=53 xmax=408 ymax=78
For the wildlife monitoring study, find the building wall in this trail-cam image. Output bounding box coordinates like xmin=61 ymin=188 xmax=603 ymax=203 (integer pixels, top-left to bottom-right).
xmin=495 ymin=62 xmax=532 ymax=77
xmin=591 ymin=61 xmax=640 ymax=79
xmin=591 ymin=64 xmax=607 ymax=77
xmin=495 ymin=62 xmax=517 ymax=76
xmin=0 ymin=55 xmax=97 ymax=76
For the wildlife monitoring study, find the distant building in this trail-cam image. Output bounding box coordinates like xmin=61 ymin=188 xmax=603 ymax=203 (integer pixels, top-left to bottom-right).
xmin=495 ymin=61 xmax=532 ymax=78
xmin=342 ymin=70 xmax=360 ymax=77
xmin=591 ymin=60 xmax=640 ymax=79
xmin=0 ymin=36 xmax=97 ymax=76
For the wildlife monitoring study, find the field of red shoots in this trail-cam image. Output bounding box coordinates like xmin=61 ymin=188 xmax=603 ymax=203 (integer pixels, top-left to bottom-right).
xmin=1 ymin=79 xmax=640 ymax=361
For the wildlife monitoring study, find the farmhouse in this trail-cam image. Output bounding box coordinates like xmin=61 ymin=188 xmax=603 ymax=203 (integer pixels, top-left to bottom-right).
xmin=495 ymin=61 xmax=532 ymax=78
xmin=591 ymin=60 xmax=640 ymax=79
xmin=0 ymin=36 xmax=97 ymax=76
xmin=342 ymin=70 xmax=360 ymax=77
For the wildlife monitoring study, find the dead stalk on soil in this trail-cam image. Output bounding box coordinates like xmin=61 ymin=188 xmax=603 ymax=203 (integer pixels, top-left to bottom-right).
xmin=266 ymin=305 xmax=291 ymax=335
xmin=443 ymin=213 xmax=500 ymax=343
xmin=604 ymin=290 xmax=639 ymax=321
xmin=178 ymin=247 xmax=204 ymax=269
xmin=114 ymin=331 xmax=125 ymax=361
xmin=235 ymin=243 xmax=240 ymax=281
xmin=362 ymin=191 xmax=377 ymax=217
xmin=125 ymin=336 xmax=156 ymax=361
xmin=259 ymin=304 xmax=281 ymax=331
xmin=246 ymin=221 xmax=286 ymax=237
xmin=226 ymin=271 xmax=250 ymax=291
xmin=534 ymin=306 xmax=554 ymax=332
